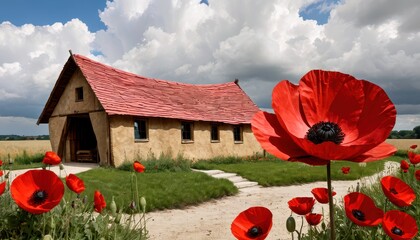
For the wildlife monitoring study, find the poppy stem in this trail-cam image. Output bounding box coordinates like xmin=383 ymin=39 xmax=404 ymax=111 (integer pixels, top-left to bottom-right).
xmin=326 ymin=162 xmax=335 ymax=240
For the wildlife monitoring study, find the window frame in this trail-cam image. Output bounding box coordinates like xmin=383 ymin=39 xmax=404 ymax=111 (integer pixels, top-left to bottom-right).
xmin=75 ymin=87 xmax=84 ymax=102
xmin=181 ymin=121 xmax=194 ymax=143
xmin=233 ymin=125 xmax=243 ymax=144
xmin=210 ymin=123 xmax=220 ymax=143
xmin=134 ymin=118 xmax=149 ymax=142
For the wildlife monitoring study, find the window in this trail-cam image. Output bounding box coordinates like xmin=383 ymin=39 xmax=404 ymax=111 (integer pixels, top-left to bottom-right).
xmin=233 ymin=125 xmax=243 ymax=143
xmin=75 ymin=87 xmax=84 ymax=101
xmin=181 ymin=122 xmax=193 ymax=142
xmin=134 ymin=119 xmax=148 ymax=141
xmin=211 ymin=124 xmax=219 ymax=142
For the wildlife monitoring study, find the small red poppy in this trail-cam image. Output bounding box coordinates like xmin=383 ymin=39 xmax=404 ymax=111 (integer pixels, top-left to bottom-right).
xmin=383 ymin=210 xmax=418 ymax=240
xmin=0 ymin=170 xmax=3 ymax=177
xmin=408 ymin=152 xmax=420 ymax=165
xmin=381 ymin=176 xmax=415 ymax=208
xmin=410 ymin=144 xmax=417 ymax=149
xmin=288 ymin=197 xmax=315 ymax=215
xmin=305 ymin=213 xmax=322 ymax=226
xmin=65 ymin=174 xmax=85 ymax=194
xmin=415 ymin=170 xmax=420 ymax=181
xmin=0 ymin=159 xmax=3 ymax=166
xmin=311 ymin=188 xmax=336 ymax=204
xmin=251 ymin=70 xmax=396 ymax=166
xmin=344 ymin=192 xmax=383 ymax=227
xmin=10 ymin=170 xmax=64 ymax=214
xmin=0 ymin=181 xmax=6 ymax=196
xmin=94 ymin=190 xmax=106 ymax=213
xmin=133 ymin=161 xmax=145 ymax=173
xmin=231 ymin=206 xmax=273 ymax=240
xmin=341 ymin=167 xmax=350 ymax=174
xmin=400 ymin=160 xmax=409 ymax=173
xmin=42 ymin=151 xmax=61 ymax=165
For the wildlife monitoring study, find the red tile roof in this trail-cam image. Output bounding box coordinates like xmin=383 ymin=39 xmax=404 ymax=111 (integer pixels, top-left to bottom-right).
xmin=38 ymin=54 xmax=260 ymax=125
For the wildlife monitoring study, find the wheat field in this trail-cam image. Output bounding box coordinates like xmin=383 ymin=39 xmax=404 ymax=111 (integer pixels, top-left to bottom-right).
xmin=0 ymin=140 xmax=51 ymax=159
xmin=0 ymin=139 xmax=417 ymax=160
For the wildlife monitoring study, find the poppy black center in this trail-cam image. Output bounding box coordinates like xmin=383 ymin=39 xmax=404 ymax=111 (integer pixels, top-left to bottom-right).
xmin=390 ymin=188 xmax=398 ymax=195
xmin=306 ymin=121 xmax=345 ymax=144
xmin=351 ymin=209 xmax=365 ymax=221
xmin=247 ymin=226 xmax=263 ymax=238
xmin=391 ymin=226 xmax=404 ymax=236
xmin=30 ymin=190 xmax=48 ymax=206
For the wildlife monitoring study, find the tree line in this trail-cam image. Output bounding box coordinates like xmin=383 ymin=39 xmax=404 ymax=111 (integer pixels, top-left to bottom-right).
xmin=0 ymin=135 xmax=50 ymax=141
xmin=388 ymin=126 xmax=420 ymax=139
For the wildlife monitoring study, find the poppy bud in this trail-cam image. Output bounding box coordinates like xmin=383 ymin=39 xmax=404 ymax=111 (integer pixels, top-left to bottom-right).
xmin=71 ymin=200 xmax=75 ymax=208
xmin=286 ymin=215 xmax=296 ymax=233
xmin=59 ymin=164 xmax=64 ymax=170
xmin=140 ymin=197 xmax=146 ymax=212
xmin=110 ymin=196 xmax=117 ymax=215
xmin=50 ymin=217 xmax=55 ymax=229
xmin=115 ymin=209 xmax=123 ymax=223
xmin=83 ymin=195 xmax=88 ymax=204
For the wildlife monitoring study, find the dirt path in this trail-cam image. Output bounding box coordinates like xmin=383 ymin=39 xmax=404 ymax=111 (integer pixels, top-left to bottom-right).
xmin=144 ymin=162 xmax=398 ymax=240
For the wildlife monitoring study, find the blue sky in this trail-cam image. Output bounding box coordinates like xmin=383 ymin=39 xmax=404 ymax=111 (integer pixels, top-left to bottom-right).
xmin=1 ymin=0 xmax=420 ymax=135
xmin=0 ymin=0 xmax=106 ymax=32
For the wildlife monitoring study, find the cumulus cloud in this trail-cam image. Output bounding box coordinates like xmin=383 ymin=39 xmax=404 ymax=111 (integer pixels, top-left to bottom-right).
xmin=1 ymin=0 xmax=420 ymax=134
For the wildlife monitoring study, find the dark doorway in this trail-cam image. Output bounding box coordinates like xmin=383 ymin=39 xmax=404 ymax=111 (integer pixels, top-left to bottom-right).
xmin=68 ymin=115 xmax=98 ymax=163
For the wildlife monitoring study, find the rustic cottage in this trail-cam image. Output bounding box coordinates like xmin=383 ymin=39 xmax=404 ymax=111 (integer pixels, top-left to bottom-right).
xmin=37 ymin=54 xmax=263 ymax=166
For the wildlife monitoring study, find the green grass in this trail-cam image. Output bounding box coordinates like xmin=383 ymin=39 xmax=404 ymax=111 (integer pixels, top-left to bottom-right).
xmin=67 ymin=168 xmax=238 ymax=213
xmin=192 ymin=156 xmax=404 ymax=187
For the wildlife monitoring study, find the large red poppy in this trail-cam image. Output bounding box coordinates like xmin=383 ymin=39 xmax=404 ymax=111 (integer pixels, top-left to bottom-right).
xmin=344 ymin=192 xmax=383 ymax=227
xmin=94 ymin=190 xmax=106 ymax=213
xmin=383 ymin=210 xmax=418 ymax=240
xmin=305 ymin=213 xmax=322 ymax=226
xmin=288 ymin=197 xmax=315 ymax=215
xmin=42 ymin=151 xmax=61 ymax=165
xmin=65 ymin=174 xmax=85 ymax=194
xmin=10 ymin=170 xmax=64 ymax=214
xmin=0 ymin=181 xmax=6 ymax=196
xmin=311 ymin=188 xmax=336 ymax=204
xmin=231 ymin=206 xmax=273 ymax=240
xmin=133 ymin=161 xmax=145 ymax=173
xmin=381 ymin=176 xmax=415 ymax=207
xmin=400 ymin=160 xmax=409 ymax=173
xmin=251 ymin=70 xmax=396 ymax=165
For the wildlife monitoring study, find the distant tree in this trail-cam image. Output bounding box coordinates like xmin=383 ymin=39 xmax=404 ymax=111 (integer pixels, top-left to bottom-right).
xmin=413 ymin=125 xmax=420 ymax=139
xmin=388 ymin=130 xmax=400 ymax=139
xmin=399 ymin=130 xmax=415 ymax=139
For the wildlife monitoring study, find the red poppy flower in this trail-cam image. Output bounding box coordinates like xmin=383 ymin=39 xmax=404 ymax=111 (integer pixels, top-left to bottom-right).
xmin=311 ymin=188 xmax=336 ymax=204
xmin=381 ymin=176 xmax=416 ymax=207
xmin=415 ymin=170 xmax=420 ymax=181
xmin=0 ymin=170 xmax=3 ymax=177
xmin=408 ymin=152 xmax=420 ymax=165
xmin=65 ymin=174 xmax=85 ymax=194
xmin=0 ymin=159 xmax=3 ymax=166
xmin=400 ymin=160 xmax=409 ymax=173
xmin=344 ymin=192 xmax=383 ymax=227
xmin=231 ymin=206 xmax=273 ymax=240
xmin=383 ymin=210 xmax=418 ymax=240
xmin=341 ymin=167 xmax=350 ymax=174
xmin=251 ymin=70 xmax=396 ymax=166
xmin=305 ymin=213 xmax=322 ymax=226
xmin=288 ymin=197 xmax=315 ymax=215
xmin=42 ymin=151 xmax=61 ymax=165
xmin=94 ymin=190 xmax=106 ymax=213
xmin=0 ymin=181 xmax=6 ymax=196
xmin=10 ymin=170 xmax=64 ymax=214
xmin=133 ymin=161 xmax=145 ymax=173
xmin=410 ymin=144 xmax=417 ymax=149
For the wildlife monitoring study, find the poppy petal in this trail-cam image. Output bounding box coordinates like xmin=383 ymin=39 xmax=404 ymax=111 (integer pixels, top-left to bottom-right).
xmin=344 ymin=192 xmax=383 ymax=227
xmin=0 ymin=181 xmax=6 ymax=195
xmin=383 ymin=210 xmax=418 ymax=240
xmin=350 ymin=142 xmax=397 ymax=162
xmin=381 ymin=176 xmax=416 ymax=207
xmin=272 ymin=80 xmax=309 ymax=138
